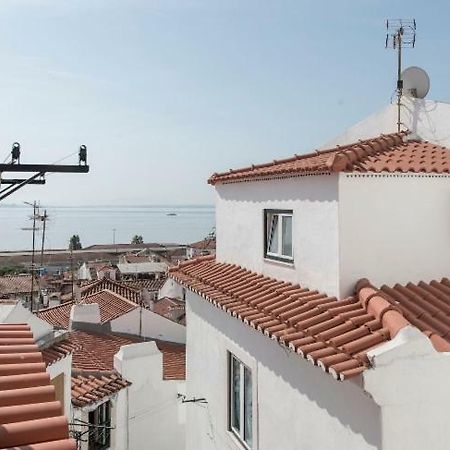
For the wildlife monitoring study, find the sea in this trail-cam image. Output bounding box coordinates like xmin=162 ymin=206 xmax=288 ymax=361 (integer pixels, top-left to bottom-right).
xmin=0 ymin=205 xmax=215 ymax=251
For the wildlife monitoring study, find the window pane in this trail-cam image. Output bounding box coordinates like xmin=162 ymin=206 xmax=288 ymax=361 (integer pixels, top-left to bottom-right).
xmin=244 ymin=366 xmax=253 ymax=446
xmin=282 ymin=216 xmax=292 ymax=257
xmin=231 ymin=357 xmax=241 ymax=433
xmin=267 ymin=215 xmax=279 ymax=254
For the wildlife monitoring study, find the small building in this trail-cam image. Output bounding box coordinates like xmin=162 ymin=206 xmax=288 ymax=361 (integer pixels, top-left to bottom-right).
xmin=169 ymin=98 xmax=450 ymax=450
xmin=41 ymin=313 xmax=186 ymax=450
xmin=186 ymin=236 xmax=216 ymax=259
xmin=117 ymin=261 xmax=167 ymax=280
xmin=0 ymin=274 xmax=39 ymax=307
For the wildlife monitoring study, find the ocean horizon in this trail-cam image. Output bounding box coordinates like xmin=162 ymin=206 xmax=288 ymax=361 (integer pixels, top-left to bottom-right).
xmin=0 ymin=204 xmax=215 ymax=252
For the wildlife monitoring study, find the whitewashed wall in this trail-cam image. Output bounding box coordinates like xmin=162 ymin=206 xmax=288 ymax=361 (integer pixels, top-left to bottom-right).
xmin=215 ymin=175 xmax=340 ymax=297
xmin=111 ymin=307 xmax=186 ymax=344
xmin=185 ymin=291 xmax=380 ymax=450
xmin=46 ymin=354 xmax=72 ymax=419
xmin=3 ymin=302 xmax=53 ymax=341
xmin=159 ymin=277 xmax=185 ymax=300
xmin=363 ymin=326 xmax=450 ymax=450
xmin=114 ymin=342 xmax=186 ymax=450
xmin=338 ymin=172 xmax=450 ymax=296
xmin=323 ymin=98 xmax=450 ymax=150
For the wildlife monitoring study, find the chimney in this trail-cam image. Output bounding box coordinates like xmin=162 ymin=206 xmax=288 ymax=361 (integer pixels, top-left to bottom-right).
xmin=69 ymin=303 xmax=101 ymax=331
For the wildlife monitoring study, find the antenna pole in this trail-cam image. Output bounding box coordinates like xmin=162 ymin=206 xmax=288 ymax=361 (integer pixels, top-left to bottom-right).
xmin=386 ymin=19 xmax=416 ymax=132
xmin=396 ymin=29 xmax=402 ymax=132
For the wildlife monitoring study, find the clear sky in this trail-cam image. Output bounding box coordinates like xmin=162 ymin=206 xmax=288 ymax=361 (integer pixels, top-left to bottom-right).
xmin=0 ymin=0 xmax=448 ymax=206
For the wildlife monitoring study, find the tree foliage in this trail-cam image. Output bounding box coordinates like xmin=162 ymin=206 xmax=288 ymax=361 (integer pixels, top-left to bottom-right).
xmin=69 ymin=234 xmax=82 ymax=250
xmin=131 ymin=235 xmax=144 ymax=244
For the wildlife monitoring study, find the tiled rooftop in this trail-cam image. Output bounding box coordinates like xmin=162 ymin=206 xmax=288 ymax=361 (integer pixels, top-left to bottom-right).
xmin=37 ymin=289 xmax=138 ymax=329
xmin=0 ymin=275 xmax=38 ymax=297
xmin=208 ymin=132 xmax=450 ymax=184
xmin=153 ymin=297 xmax=186 ymax=324
xmin=121 ymin=276 xmax=167 ymax=292
xmin=380 ymin=278 xmax=450 ymax=350
xmin=42 ymin=329 xmax=186 ymax=406
xmin=73 ymin=278 xmax=141 ymax=303
xmin=0 ymin=323 xmax=76 ymax=449
xmin=71 ymin=373 xmax=130 ymax=407
xmin=169 ymin=257 xmax=450 ymax=381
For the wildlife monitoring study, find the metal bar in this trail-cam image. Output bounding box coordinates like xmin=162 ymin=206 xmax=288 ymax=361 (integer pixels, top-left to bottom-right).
xmin=0 ymin=164 xmax=89 ymax=173
xmin=0 ymin=178 xmax=46 ymax=185
xmin=0 ymin=172 xmax=43 ymax=201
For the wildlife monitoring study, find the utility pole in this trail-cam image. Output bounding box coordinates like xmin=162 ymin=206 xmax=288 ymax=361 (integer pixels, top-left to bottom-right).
xmin=23 ymin=201 xmax=38 ymax=312
xmin=70 ymin=247 xmax=74 ymax=301
xmin=40 ymin=210 xmax=48 ymax=268
xmin=0 ymin=144 xmax=89 ymax=202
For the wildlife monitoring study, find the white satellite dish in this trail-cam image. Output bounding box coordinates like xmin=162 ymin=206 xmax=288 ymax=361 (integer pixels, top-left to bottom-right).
xmin=401 ymin=66 xmax=430 ymax=98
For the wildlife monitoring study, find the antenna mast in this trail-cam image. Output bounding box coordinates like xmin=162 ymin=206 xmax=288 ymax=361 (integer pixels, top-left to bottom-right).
xmin=385 ymin=19 xmax=416 ymax=132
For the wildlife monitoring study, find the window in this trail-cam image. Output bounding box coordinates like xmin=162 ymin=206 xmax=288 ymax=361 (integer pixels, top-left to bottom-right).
xmin=229 ymin=354 xmax=253 ymax=448
xmin=264 ymin=210 xmax=293 ymax=262
xmin=88 ymin=401 xmax=111 ymax=450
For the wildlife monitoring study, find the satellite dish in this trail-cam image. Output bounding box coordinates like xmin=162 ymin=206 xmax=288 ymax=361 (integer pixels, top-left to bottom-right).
xmin=401 ymin=66 xmax=430 ymax=98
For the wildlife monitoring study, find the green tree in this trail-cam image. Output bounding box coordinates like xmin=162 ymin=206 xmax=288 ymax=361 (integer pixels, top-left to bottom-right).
xmin=131 ymin=235 xmax=144 ymax=244
xmin=69 ymin=234 xmax=82 ymax=250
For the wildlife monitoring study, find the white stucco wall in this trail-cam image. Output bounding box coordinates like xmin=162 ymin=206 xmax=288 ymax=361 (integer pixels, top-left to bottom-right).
xmin=46 ymin=354 xmax=72 ymax=419
xmin=185 ymin=290 xmax=380 ymax=450
xmin=324 ymin=98 xmax=450 ymax=150
xmin=114 ymin=341 xmax=186 ymax=450
xmin=159 ymin=277 xmax=185 ymax=300
xmin=215 ymin=175 xmax=340 ymax=297
xmin=3 ymin=302 xmax=53 ymax=342
xmin=363 ymin=326 xmax=450 ymax=450
xmin=111 ymin=307 xmax=186 ymax=344
xmin=338 ymin=172 xmax=450 ymax=296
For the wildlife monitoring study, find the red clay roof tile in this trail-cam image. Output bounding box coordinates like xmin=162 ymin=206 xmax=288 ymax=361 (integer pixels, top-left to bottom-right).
xmin=170 ymin=257 xmax=450 ymax=381
xmin=42 ymin=329 xmax=186 ymax=406
xmin=36 ymin=289 xmax=138 ymax=329
xmin=0 ymin=323 xmax=75 ymax=449
xmin=208 ymin=132 xmax=450 ymax=185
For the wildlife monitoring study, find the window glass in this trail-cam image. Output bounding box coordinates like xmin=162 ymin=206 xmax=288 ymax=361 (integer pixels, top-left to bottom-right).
xmin=282 ymin=215 xmax=293 ymax=257
xmin=243 ymin=366 xmax=253 ymax=446
xmin=267 ymin=215 xmax=279 ymax=254
xmin=232 ymin=356 xmax=241 ymax=433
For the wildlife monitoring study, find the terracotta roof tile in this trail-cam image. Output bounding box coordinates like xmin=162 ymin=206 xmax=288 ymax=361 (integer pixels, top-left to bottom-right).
xmin=42 ymin=330 xmax=186 ymax=406
xmin=121 ymin=277 xmax=167 ymax=292
xmin=0 ymin=275 xmax=38 ymax=297
xmin=170 ymin=258 xmax=450 ymax=381
xmin=379 ymin=278 xmax=450 ymax=349
xmin=208 ymin=132 xmax=450 ymax=184
xmin=36 ymin=289 xmax=138 ymax=329
xmin=71 ymin=373 xmax=130 ymax=407
xmin=0 ymin=323 xmax=75 ymax=449
xmin=66 ymin=278 xmax=141 ymax=303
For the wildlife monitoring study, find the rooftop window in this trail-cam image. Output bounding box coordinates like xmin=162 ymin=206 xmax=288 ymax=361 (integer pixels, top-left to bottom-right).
xmin=264 ymin=210 xmax=293 ymax=263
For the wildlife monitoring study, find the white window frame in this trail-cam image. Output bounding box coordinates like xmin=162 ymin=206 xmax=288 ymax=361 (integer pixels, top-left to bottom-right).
xmin=229 ymin=353 xmax=253 ymax=449
xmin=264 ymin=210 xmax=293 ymax=263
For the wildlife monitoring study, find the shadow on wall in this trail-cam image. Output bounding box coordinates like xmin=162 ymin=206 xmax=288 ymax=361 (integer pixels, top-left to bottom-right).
xmin=404 ymin=98 xmax=450 ymax=145
xmin=215 ymin=174 xmax=338 ymax=204
xmin=192 ymin=294 xmax=382 ymax=449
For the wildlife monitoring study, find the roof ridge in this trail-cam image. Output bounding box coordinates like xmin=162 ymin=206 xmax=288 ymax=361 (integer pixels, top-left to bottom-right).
xmin=208 ymin=131 xmax=409 ymax=184
xmin=325 ymin=132 xmax=408 ymax=172
xmin=355 ymin=278 xmax=410 ymax=338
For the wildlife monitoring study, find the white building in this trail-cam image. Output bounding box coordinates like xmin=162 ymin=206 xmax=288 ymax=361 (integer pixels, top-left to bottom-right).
xmin=170 ymin=98 xmax=450 ymax=450
xmin=42 ymin=322 xmax=186 ymax=450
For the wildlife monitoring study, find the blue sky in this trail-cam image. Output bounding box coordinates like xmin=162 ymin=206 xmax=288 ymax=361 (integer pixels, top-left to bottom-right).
xmin=0 ymin=0 xmax=448 ymax=205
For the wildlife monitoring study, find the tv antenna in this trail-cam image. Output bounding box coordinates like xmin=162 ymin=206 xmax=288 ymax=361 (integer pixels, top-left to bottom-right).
xmin=385 ymin=19 xmax=417 ymax=132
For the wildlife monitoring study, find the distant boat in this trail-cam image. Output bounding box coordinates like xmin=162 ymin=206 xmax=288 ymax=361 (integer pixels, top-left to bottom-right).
xmin=166 ymin=212 xmax=177 ymax=216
